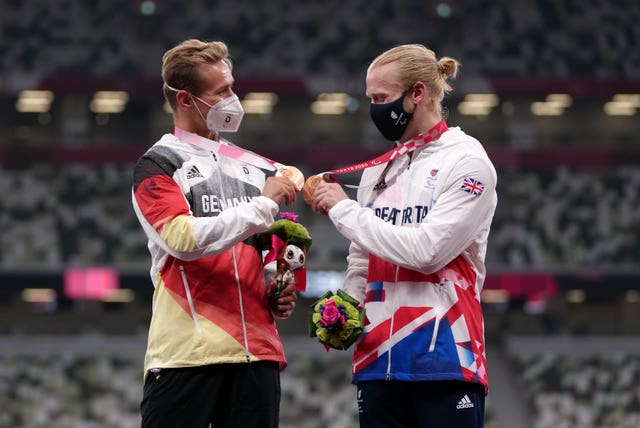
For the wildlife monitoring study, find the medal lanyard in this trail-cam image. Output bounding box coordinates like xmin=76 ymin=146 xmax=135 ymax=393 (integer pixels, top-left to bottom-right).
xmin=174 ymin=127 xmax=306 ymax=190
xmin=174 ymin=127 xmax=281 ymax=171
xmin=320 ymin=119 xmax=448 ymax=189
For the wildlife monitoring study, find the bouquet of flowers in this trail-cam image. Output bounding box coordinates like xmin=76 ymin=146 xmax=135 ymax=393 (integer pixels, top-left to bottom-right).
xmin=308 ymin=289 xmax=365 ymax=351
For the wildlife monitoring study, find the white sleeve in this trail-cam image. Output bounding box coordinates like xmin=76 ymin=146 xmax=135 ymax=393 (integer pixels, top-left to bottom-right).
xmin=328 ymin=156 xmax=496 ymax=274
xmin=342 ymin=241 xmax=368 ymax=304
xmin=191 ymin=195 xmax=279 ymax=255
xmin=133 ymin=193 xmax=279 ymax=261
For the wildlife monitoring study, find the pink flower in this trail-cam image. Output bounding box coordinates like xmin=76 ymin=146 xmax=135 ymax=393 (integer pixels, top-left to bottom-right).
xmin=279 ymin=212 xmax=298 ymax=222
xmin=320 ymin=299 xmax=345 ymax=327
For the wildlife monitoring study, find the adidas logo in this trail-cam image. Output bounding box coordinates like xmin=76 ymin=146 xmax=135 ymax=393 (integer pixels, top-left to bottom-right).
xmin=373 ymin=178 xmax=387 ymax=191
xmin=456 ymin=394 xmax=474 ymax=409
xmin=187 ymin=165 xmax=204 ymax=180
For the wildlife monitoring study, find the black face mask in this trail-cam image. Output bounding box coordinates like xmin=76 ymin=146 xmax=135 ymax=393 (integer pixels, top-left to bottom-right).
xmin=369 ymin=90 xmax=414 ymax=141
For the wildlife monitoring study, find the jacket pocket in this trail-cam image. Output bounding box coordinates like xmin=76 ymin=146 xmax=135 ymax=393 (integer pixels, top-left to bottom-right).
xmin=428 ymin=306 xmax=442 ymax=352
xmin=428 ymin=280 xmax=448 ymax=352
xmin=179 ymin=265 xmax=203 ymax=335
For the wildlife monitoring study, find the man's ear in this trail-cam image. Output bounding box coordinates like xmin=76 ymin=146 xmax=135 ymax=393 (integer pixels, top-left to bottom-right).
xmin=175 ymin=90 xmax=193 ymax=108
xmin=411 ymin=81 xmax=427 ymax=103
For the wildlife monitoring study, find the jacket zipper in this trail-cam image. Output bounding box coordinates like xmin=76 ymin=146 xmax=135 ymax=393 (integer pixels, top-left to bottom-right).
xmin=385 ymin=159 xmax=411 ymax=380
xmin=232 ymin=247 xmax=252 ymax=362
xmin=214 ymin=154 xmax=250 ymax=363
xmin=385 ymin=264 xmax=401 ymax=380
xmin=428 ymin=280 xmax=446 ymax=352
xmin=179 ymin=265 xmax=203 ymax=335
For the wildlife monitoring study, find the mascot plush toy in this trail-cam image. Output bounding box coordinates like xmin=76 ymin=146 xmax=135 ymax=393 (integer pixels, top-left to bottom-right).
xmin=258 ymin=213 xmax=312 ymax=313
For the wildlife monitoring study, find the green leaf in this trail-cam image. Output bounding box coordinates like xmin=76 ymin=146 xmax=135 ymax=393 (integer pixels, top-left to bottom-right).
xmin=336 ymin=289 xmax=360 ymax=307
xmin=308 ymin=309 xmax=318 ymax=338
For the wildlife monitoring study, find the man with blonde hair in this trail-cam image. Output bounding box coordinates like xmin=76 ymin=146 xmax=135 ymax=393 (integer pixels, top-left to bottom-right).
xmin=132 ymin=39 xmax=298 ymax=427
xmin=312 ymin=44 xmax=497 ymax=427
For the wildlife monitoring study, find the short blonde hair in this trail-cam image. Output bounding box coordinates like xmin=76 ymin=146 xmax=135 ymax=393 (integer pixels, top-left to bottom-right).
xmin=161 ymin=39 xmax=232 ymax=109
xmin=369 ymin=44 xmax=459 ymax=116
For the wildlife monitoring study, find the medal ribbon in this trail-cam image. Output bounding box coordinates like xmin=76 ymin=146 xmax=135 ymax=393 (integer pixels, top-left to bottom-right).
xmin=174 ymin=127 xmax=281 ymax=171
xmin=319 ymin=119 xmax=448 ymax=186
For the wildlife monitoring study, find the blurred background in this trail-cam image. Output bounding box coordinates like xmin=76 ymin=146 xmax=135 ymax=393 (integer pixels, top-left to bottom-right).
xmin=1 ymin=0 xmax=639 ymax=427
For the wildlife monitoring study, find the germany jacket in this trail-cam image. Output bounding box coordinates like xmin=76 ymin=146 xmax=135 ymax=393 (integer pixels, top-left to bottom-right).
xmin=132 ymin=131 xmax=286 ymax=378
xmin=328 ymin=126 xmax=497 ymax=392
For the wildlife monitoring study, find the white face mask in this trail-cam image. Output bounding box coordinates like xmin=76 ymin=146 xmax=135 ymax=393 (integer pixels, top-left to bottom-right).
xmin=165 ymin=83 xmax=244 ymax=133
xmin=192 ymin=93 xmax=244 ymax=133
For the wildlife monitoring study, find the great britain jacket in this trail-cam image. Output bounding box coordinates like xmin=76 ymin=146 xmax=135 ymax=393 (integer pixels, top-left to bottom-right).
xmin=132 ymin=130 xmax=286 ymax=378
xmin=329 ymin=125 xmax=497 ymax=392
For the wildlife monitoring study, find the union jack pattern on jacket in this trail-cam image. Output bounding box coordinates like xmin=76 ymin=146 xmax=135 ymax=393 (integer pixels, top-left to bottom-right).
xmin=329 ymin=126 xmax=497 ymax=393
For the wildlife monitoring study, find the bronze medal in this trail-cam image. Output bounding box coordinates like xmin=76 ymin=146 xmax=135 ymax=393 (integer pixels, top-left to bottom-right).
xmin=276 ymin=166 xmax=305 ymax=191
xmin=302 ymin=174 xmax=323 ymax=205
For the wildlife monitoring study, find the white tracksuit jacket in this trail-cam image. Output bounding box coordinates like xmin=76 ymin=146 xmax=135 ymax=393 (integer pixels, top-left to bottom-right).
xmin=328 ymin=125 xmax=497 ymax=392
